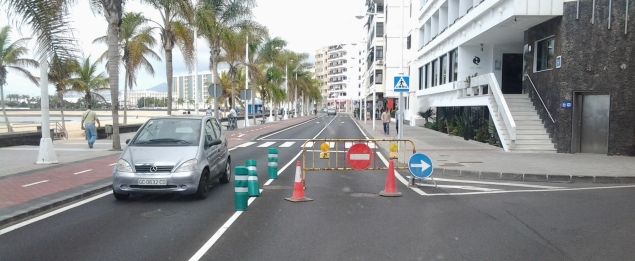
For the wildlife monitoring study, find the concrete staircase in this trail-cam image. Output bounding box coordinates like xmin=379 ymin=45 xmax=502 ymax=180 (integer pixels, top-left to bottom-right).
xmin=504 ymin=94 xmax=556 ymax=153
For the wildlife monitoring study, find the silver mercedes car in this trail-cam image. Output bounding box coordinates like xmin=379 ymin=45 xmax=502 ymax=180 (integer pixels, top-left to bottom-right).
xmin=112 ymin=116 xmax=231 ymax=200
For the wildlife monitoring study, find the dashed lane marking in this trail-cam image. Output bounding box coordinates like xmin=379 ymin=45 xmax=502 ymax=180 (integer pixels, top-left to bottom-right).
xmin=21 ymin=180 xmax=49 ymax=188
xmin=236 ymin=142 xmax=256 ymax=148
xmin=73 ymin=169 xmax=93 ymax=175
xmin=279 ymin=142 xmax=295 ymax=148
xmin=258 ymin=142 xmax=275 ymax=147
xmin=108 ymin=163 xmax=117 ymax=166
xmin=303 ymin=142 xmax=315 ymax=148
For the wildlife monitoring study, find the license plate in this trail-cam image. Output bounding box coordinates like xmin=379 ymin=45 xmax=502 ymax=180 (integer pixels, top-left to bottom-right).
xmin=137 ymin=179 xmax=167 ymax=185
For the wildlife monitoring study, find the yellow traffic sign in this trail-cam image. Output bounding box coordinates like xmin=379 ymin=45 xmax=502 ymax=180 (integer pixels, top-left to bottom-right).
xmin=320 ymin=142 xmax=330 ymax=159
xmin=389 ymin=143 xmax=398 ymax=159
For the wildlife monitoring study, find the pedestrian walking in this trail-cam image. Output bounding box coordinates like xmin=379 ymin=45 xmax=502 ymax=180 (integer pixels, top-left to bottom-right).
xmin=381 ymin=109 xmax=390 ymax=135
xmin=81 ymin=105 xmax=100 ymax=149
xmin=395 ymin=109 xmax=399 ymax=135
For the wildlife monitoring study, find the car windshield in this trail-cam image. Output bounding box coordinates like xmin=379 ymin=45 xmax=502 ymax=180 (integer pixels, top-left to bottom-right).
xmin=131 ymin=118 xmax=201 ymax=146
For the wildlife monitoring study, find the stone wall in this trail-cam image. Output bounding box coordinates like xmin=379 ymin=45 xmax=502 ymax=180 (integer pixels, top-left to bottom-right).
xmin=523 ymin=0 xmax=635 ymax=155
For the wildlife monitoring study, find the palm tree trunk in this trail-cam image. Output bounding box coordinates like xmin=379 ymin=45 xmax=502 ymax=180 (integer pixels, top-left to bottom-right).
xmin=166 ymin=47 xmax=174 ymax=115
xmin=105 ymin=0 xmax=123 ymax=150
xmin=123 ymin=71 xmax=128 ymax=125
xmin=0 ymin=85 xmax=13 ymax=132
xmin=57 ymin=90 xmax=66 ymax=137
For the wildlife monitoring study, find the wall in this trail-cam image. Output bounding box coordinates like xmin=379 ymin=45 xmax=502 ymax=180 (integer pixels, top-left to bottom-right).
xmin=523 ymin=0 xmax=635 ymax=155
xmin=458 ymin=44 xmax=493 ymax=81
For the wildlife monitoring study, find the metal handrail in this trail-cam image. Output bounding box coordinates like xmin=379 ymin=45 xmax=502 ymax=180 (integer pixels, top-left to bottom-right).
xmin=525 ymin=74 xmax=556 ymax=123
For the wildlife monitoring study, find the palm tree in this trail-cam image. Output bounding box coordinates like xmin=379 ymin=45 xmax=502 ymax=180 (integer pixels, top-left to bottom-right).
xmin=70 ymin=57 xmax=109 ymax=107
xmin=0 ymin=26 xmax=38 ymax=133
xmin=91 ymin=0 xmax=125 ymax=150
xmin=142 ymin=0 xmax=194 ymax=116
xmin=196 ymin=0 xmax=259 ymax=100
xmin=48 ymin=55 xmax=80 ymax=136
xmin=95 ymin=12 xmax=161 ymax=124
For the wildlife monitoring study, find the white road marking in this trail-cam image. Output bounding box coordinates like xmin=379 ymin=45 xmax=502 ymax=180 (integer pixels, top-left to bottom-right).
xmin=305 ymin=150 xmax=347 ymax=153
xmin=426 ymin=185 xmax=635 ymax=196
xmin=340 ymin=121 xmax=345 ymax=123
xmin=328 ymin=142 xmax=335 ymax=148
xmin=257 ymin=117 xmax=322 ymax=140
xmin=350 ymin=154 xmax=371 ymax=160
xmin=108 ymin=163 xmax=117 ymax=166
xmin=0 ymin=191 xmax=111 ymax=236
xmin=376 ymin=152 xmax=428 ymax=196
xmin=415 ymin=183 xmax=500 ymax=192
xmin=0 ymin=148 xmax=109 ymax=152
xmin=21 ymin=180 xmax=49 ymax=188
xmin=189 ymin=116 xmax=336 ymax=261
xmin=258 ymin=142 xmax=275 ymax=147
xmin=434 ymin=178 xmax=565 ymax=189
xmin=236 ymin=142 xmax=256 ymax=148
xmin=303 ymin=142 xmax=315 ymax=148
xmin=345 ymin=142 xmax=352 ymax=149
xmin=73 ymin=169 xmax=93 ymax=175
xmin=237 ymin=133 xmax=245 ymax=138
xmin=279 ymin=142 xmax=295 ymax=148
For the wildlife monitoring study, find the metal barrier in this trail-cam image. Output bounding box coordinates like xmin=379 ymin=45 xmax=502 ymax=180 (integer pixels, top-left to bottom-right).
xmin=300 ymin=138 xmax=417 ymax=180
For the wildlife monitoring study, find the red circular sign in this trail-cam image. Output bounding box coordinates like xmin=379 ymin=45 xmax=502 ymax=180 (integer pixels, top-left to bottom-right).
xmin=346 ymin=143 xmax=373 ymax=170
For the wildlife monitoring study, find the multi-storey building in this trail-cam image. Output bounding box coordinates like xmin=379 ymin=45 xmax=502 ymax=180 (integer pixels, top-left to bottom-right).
xmin=314 ymin=43 xmax=362 ymax=112
xmin=360 ymin=0 xmax=387 ymax=120
xmin=172 ymin=72 xmax=213 ymax=106
xmin=405 ymin=0 xmax=634 ymax=155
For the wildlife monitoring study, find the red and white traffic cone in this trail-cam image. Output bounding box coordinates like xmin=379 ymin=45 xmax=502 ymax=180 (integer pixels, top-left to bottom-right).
xmin=380 ymin=159 xmax=402 ymax=197
xmin=285 ymin=161 xmax=313 ymax=202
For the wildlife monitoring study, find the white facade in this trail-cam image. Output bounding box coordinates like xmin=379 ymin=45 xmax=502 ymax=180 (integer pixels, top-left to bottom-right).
xmin=405 ymin=0 xmax=567 ymax=152
xmin=314 ymin=43 xmax=362 ymax=112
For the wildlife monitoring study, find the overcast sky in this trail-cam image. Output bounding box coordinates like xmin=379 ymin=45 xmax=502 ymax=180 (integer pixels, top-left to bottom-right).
xmin=1 ymin=0 xmax=365 ymax=97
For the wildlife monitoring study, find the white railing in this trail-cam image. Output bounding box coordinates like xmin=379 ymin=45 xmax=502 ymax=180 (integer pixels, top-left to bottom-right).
xmin=481 ymin=73 xmax=517 ymax=140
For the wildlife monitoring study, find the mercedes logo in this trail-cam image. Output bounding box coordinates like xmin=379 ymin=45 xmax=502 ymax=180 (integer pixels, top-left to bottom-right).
xmin=149 ymin=166 xmax=158 ymax=172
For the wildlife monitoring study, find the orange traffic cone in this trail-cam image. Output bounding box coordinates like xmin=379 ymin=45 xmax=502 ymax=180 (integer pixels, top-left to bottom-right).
xmin=380 ymin=159 xmax=402 ymax=197
xmin=285 ymin=161 xmax=313 ymax=202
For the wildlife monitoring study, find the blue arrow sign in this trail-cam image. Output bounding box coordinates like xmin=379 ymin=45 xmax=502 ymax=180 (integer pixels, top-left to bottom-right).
xmin=408 ymin=153 xmax=433 ymax=178
xmin=393 ymin=76 xmax=410 ymax=92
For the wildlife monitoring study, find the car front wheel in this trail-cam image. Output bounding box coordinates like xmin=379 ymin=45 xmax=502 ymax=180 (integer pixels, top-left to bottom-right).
xmin=195 ymin=169 xmax=210 ymax=199
xmin=219 ymin=158 xmax=231 ymax=184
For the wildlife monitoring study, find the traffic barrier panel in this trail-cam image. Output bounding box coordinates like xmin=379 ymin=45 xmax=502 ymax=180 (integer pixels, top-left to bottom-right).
xmin=267 ymin=148 xmax=278 ymax=179
xmin=234 ymin=166 xmax=249 ymax=210
xmin=246 ymin=159 xmax=260 ymax=197
xmin=379 ymin=160 xmax=402 ymax=197
xmin=285 ymin=161 xmax=313 ymax=202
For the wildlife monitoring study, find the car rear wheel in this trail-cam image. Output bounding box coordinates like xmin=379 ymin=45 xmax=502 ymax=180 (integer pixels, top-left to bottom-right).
xmin=219 ymin=158 xmax=231 ymax=184
xmin=195 ymin=169 xmax=210 ymax=199
xmin=113 ymin=189 xmax=130 ymax=201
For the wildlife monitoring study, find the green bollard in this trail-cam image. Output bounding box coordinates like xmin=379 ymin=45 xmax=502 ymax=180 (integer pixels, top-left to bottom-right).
xmin=246 ymin=160 xmax=260 ymax=197
xmin=234 ymin=166 xmax=249 ymax=211
xmin=267 ymin=148 xmax=278 ymax=180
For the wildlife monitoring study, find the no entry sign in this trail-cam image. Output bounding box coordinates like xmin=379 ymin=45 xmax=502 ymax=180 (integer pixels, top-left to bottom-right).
xmin=346 ymin=143 xmax=373 ymax=170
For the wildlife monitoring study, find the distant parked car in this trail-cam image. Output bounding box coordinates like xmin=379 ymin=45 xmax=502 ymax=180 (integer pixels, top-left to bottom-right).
xmin=327 ymin=108 xmax=337 ymax=116
xmin=112 ymin=115 xmax=231 ymax=200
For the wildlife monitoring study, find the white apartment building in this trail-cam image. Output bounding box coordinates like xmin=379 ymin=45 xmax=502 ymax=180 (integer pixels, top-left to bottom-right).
xmin=314 ymin=47 xmax=329 ymax=108
xmin=315 ymin=43 xmax=362 ymax=112
xmin=406 ymin=0 xmax=565 ymax=152
xmin=172 ymin=72 xmax=214 ymax=105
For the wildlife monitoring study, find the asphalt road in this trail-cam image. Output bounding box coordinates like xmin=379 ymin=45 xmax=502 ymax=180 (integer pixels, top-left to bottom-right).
xmin=1 ymin=115 xmax=634 ymax=261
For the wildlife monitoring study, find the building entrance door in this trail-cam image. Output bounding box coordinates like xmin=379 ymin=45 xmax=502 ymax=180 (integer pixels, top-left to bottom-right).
xmin=573 ymin=93 xmax=610 ymax=154
xmin=501 ymin=54 xmax=523 ymax=94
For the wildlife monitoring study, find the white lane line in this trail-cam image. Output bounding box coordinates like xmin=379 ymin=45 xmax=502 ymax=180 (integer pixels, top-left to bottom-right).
xmin=279 ymin=142 xmax=295 ymax=148
xmin=260 ymin=138 xmax=309 ymax=141
xmin=0 ymin=191 xmax=111 ymax=236
xmin=258 ymin=142 xmax=275 ymax=147
xmin=303 ymin=142 xmax=315 ymax=148
xmin=108 ymin=163 xmax=117 ymax=166
xmin=352 ymin=116 xmax=369 ymax=139
xmin=21 ymin=180 xmax=49 ymax=188
xmin=434 ymin=178 xmax=565 ymax=189
xmin=415 ymin=183 xmax=500 ymax=192
xmin=257 ymin=117 xmax=322 ymax=140
xmin=237 ymin=133 xmax=245 ymax=138
xmin=328 ymin=142 xmax=335 ymax=148
xmin=426 ymin=185 xmax=635 ymax=196
xmin=376 ymin=152 xmax=428 ymax=196
xmin=189 ymin=117 xmax=337 ymax=261
xmin=340 ymin=121 xmax=345 ymax=123
xmin=305 ymin=150 xmax=347 ymax=153
xmin=73 ymin=169 xmax=93 ymax=175
xmin=236 ymin=142 xmax=256 ymax=148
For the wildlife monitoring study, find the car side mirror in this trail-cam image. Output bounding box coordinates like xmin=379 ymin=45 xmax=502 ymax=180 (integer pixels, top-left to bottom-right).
xmin=205 ymin=139 xmax=222 ymax=148
xmin=125 ymin=139 xmax=130 ymax=144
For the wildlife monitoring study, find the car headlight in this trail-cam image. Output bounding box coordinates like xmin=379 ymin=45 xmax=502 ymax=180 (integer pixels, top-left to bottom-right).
xmin=115 ymin=159 xmax=133 ymax=172
xmin=175 ymin=159 xmax=198 ymax=172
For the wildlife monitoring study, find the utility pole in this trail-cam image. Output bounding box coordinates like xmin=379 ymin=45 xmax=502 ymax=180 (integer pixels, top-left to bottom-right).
xmin=36 ymin=59 xmax=58 ymax=164
xmin=245 ymin=34 xmax=250 ymax=127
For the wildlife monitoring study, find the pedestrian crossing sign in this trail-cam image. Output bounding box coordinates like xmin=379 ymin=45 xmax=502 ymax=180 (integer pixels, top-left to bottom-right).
xmin=394 ymin=76 xmax=410 ymax=92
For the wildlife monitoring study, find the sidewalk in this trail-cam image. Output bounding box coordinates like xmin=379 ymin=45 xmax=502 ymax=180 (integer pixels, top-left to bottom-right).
xmin=0 ymin=115 xmax=316 ymax=227
xmin=356 ymin=118 xmax=635 ymax=183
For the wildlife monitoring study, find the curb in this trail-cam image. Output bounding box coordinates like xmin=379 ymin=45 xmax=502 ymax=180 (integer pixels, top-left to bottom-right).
xmin=0 ymin=180 xmax=112 ymax=229
xmin=353 ymin=119 xmax=635 ymax=184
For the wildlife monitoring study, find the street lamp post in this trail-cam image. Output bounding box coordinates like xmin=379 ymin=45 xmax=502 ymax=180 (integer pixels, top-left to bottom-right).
xmin=294 ymin=72 xmax=298 ymax=118
xmin=398 ymin=0 xmax=405 ymax=140
xmin=244 ymin=34 xmax=250 ymax=128
xmin=283 ymin=62 xmax=288 ymax=120
xmin=36 ymin=59 xmax=58 ymax=164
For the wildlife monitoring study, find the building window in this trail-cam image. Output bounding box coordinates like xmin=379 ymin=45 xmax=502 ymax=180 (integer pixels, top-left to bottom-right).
xmin=406 ymin=35 xmax=411 ymax=49
xmin=424 ymin=63 xmax=429 ymax=89
xmin=440 ymin=54 xmax=447 ymax=85
xmin=375 ymin=46 xmax=384 ymax=60
xmin=535 ymin=36 xmax=555 ymax=72
xmin=418 ymin=66 xmax=424 ymax=90
xmin=375 ymin=69 xmax=383 ymax=84
xmin=431 ymin=59 xmax=438 ymax=87
xmin=449 ymin=49 xmax=458 ymax=82
xmin=376 ymin=22 xmax=384 ymax=38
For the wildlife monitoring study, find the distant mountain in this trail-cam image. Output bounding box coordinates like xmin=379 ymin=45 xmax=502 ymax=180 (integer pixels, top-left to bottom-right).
xmin=147 ymin=83 xmax=167 ymax=92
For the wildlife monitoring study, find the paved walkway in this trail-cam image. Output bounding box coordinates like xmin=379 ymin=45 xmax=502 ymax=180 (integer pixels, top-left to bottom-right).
xmin=0 ymin=115 xmax=317 ymax=226
xmin=356 ymin=117 xmax=635 ymax=180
